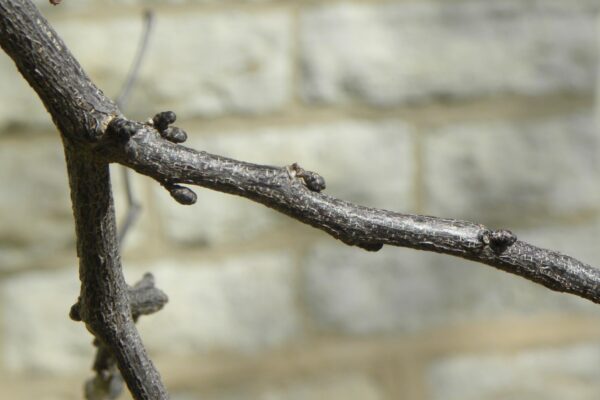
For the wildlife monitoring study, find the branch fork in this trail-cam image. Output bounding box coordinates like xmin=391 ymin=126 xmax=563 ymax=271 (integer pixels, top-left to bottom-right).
xmin=3 ymin=2 xmax=600 ymax=400
xmin=107 ymin=112 xmax=198 ymax=205
xmin=70 ymin=273 xmax=168 ymax=400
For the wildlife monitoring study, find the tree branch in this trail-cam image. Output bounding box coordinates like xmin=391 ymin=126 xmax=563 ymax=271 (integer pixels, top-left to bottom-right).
xmin=72 ymin=273 xmax=168 ymax=400
xmin=62 ymin=149 xmax=168 ymax=400
xmin=102 ymin=118 xmax=600 ymax=304
xmin=0 ymin=2 xmax=167 ymax=399
xmin=0 ymin=0 xmax=117 ymax=142
xmin=3 ymin=1 xmax=600 ymax=400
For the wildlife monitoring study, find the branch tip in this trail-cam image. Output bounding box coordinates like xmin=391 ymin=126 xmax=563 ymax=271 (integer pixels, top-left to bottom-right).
xmin=133 ymin=272 xmax=156 ymax=289
xmin=129 ymin=273 xmax=169 ymax=319
xmin=85 ymin=373 xmax=123 ymax=400
xmin=86 ymin=340 xmax=124 ymax=400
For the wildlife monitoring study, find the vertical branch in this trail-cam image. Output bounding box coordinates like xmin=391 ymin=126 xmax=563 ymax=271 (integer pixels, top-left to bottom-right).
xmin=64 ymin=145 xmax=169 ymax=400
xmin=0 ymin=1 xmax=170 ymax=399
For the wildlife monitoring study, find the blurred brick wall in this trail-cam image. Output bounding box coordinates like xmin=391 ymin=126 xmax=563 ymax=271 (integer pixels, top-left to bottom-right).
xmin=1 ymin=1 xmax=600 ymax=399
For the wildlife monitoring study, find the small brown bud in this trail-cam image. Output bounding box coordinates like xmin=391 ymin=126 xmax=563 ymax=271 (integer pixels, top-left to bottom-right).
xmin=302 ymin=171 xmax=326 ymax=192
xmin=152 ymin=111 xmax=177 ymax=132
xmin=168 ymin=185 xmax=197 ymax=205
xmin=162 ymin=127 xmax=187 ymax=143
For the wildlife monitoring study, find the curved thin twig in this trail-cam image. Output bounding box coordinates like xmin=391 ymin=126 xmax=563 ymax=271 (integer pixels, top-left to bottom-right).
xmin=116 ymin=10 xmax=154 ymax=246
xmin=115 ymin=10 xmax=154 ymax=111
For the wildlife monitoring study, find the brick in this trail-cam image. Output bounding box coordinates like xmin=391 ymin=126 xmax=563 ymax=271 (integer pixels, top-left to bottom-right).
xmin=0 ymin=137 xmax=74 ymax=271
xmin=0 ymin=269 xmax=91 ymax=373
xmin=422 ymin=113 xmax=600 ymax=225
xmin=136 ymin=251 xmax=301 ymax=355
xmin=109 ymin=164 xmax=156 ymax=252
xmin=0 ymin=139 xmax=153 ymax=270
xmin=301 ymin=223 xmax=599 ymax=335
xmin=0 ymin=8 xmax=292 ymax=132
xmin=131 ymin=10 xmax=292 ymax=118
xmin=0 ymin=55 xmax=53 ymax=133
xmin=427 ymin=342 xmax=600 ymax=400
xmin=0 ymin=251 xmax=299 ymax=373
xmin=257 ymin=373 xmax=382 ymax=400
xmin=300 ymin=1 xmax=598 ymax=106
xmin=172 ymin=373 xmax=382 ymax=400
xmin=35 ymin=0 xmax=268 ymax=9
xmin=155 ymin=119 xmax=415 ymax=246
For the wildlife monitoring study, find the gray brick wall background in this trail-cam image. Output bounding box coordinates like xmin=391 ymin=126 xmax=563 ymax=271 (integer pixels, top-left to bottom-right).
xmin=2 ymin=1 xmax=600 ymax=399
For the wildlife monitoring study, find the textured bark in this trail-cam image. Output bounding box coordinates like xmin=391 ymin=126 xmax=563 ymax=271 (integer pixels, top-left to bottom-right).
xmin=0 ymin=1 xmax=168 ymax=399
xmin=0 ymin=0 xmax=116 ymax=142
xmin=64 ymin=149 xmax=168 ymax=400
xmin=2 ymin=0 xmax=600 ymax=399
xmin=102 ymin=122 xmax=600 ymax=304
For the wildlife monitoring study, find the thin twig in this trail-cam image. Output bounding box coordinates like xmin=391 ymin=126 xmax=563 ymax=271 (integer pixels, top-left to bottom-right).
xmin=116 ymin=10 xmax=154 ymax=246
xmin=115 ymin=10 xmax=154 ymax=110
xmin=104 ymin=119 xmax=600 ymax=305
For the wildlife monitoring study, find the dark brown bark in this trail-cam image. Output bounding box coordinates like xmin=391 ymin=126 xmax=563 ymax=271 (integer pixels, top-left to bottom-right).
xmin=2 ymin=0 xmax=600 ymax=399
xmin=0 ymin=1 xmax=168 ymax=399
xmin=102 ymin=121 xmax=600 ymax=304
xmin=0 ymin=0 xmax=117 ymax=142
